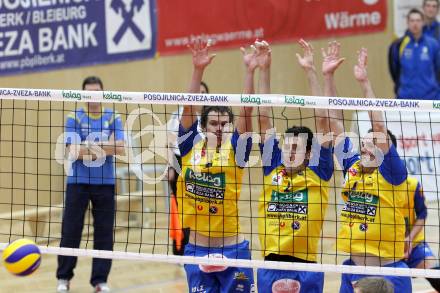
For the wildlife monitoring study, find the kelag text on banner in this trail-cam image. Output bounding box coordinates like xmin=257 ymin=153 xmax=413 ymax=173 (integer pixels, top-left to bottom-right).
xmin=0 ymin=0 xmax=157 ymax=75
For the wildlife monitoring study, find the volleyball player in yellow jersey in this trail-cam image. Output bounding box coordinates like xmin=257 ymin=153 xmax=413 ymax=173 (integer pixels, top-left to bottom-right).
xmin=257 ymin=40 xmax=345 ymax=293
xmin=401 ymin=176 xmax=440 ymax=291
xmin=176 ymin=39 xmax=265 ymax=292
xmin=337 ymin=48 xmax=412 ymax=293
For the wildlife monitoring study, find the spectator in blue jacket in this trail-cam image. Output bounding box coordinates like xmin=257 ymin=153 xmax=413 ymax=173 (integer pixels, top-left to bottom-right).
xmin=388 ymin=9 xmax=440 ymax=99
xmin=423 ymin=0 xmax=440 ymax=40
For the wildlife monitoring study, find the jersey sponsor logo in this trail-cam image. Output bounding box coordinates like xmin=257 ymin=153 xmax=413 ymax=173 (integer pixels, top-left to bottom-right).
xmin=292 ymin=221 xmax=301 ymax=230
xmin=234 ymin=272 xmax=249 ymax=281
xmin=209 ymin=206 xmax=218 ymax=214
xmin=421 ymin=46 xmax=430 ymax=61
xmin=346 ymin=190 xmax=378 ymax=205
xmin=267 ymin=203 xmax=308 ymax=214
xmin=268 ymin=190 xmax=308 ymax=216
xmin=348 ymin=167 xmax=358 ymax=176
xmin=184 ymin=169 xmax=226 ymax=201
xmin=191 ymin=285 xmax=206 ymax=293
xmin=359 ymin=223 xmax=368 ymax=232
xmin=271 ymin=171 xmax=284 ymax=186
xmin=190 ymin=151 xmax=202 ymax=165
xmin=185 ymin=169 xmax=225 ymax=188
xmin=342 ymin=201 xmax=377 ymax=217
xmin=271 ymin=189 xmax=308 ymax=203
xmin=185 ymin=183 xmax=225 ymax=200
xmin=236 ymin=284 xmax=245 ymax=291
xmin=341 ymin=190 xmax=379 ymax=222
xmin=403 ymin=48 xmax=413 ymax=59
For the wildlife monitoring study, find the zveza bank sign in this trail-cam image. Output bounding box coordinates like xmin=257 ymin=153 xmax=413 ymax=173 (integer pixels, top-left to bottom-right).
xmin=0 ymin=0 xmax=156 ymax=75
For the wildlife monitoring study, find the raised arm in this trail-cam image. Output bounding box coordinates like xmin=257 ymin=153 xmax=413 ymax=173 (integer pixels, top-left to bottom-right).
xmin=322 ymin=41 xmax=345 ymax=97
xmin=296 ymin=39 xmax=331 ymax=147
xmin=255 ymin=41 xmax=273 ymax=141
xmin=181 ymin=39 xmax=216 ymax=130
xmin=354 ymin=48 xmax=391 ymax=154
xmin=296 ymin=39 xmax=322 ymax=96
xmin=321 ymin=41 xmax=346 ymax=143
xmin=236 ymin=41 xmax=260 ymax=134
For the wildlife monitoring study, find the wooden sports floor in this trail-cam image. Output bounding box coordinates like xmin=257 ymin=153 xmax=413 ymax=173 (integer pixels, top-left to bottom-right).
xmin=0 ymin=177 xmax=438 ymax=292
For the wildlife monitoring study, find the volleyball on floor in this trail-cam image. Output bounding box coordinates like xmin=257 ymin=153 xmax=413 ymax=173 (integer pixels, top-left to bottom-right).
xmin=2 ymin=239 xmax=41 ymax=276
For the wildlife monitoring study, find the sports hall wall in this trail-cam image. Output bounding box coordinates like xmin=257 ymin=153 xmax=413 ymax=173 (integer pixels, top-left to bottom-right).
xmin=0 ymin=4 xmax=395 ymax=234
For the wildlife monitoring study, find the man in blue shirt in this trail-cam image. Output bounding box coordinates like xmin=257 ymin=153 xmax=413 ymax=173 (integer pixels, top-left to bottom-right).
xmin=388 ymin=9 xmax=440 ymax=99
xmin=56 ymin=76 xmax=124 ymax=293
xmin=423 ymin=0 xmax=440 ymax=41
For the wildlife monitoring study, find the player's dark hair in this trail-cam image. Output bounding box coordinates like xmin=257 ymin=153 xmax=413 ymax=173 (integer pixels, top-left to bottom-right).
xmin=285 ymin=126 xmax=314 ymax=152
xmin=82 ymin=76 xmax=104 ymax=90
xmin=200 ymin=106 xmax=234 ymax=128
xmin=367 ymin=128 xmax=397 ymax=147
xmin=407 ymin=8 xmax=425 ymax=20
xmin=200 ymin=81 xmax=209 ymax=94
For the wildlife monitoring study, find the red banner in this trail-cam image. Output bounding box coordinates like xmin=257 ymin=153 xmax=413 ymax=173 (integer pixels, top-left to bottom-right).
xmin=157 ymin=0 xmax=387 ymax=55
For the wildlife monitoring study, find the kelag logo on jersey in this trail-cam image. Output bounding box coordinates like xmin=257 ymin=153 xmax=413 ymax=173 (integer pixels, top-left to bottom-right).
xmin=271 ymin=190 xmax=308 ymax=203
xmin=341 ymin=190 xmax=379 ymax=222
xmin=185 ymin=169 xmax=225 ymax=188
xmin=184 ymin=169 xmax=226 ymax=202
xmin=346 ymin=191 xmax=378 ymax=205
xmin=268 ymin=189 xmax=309 ymax=215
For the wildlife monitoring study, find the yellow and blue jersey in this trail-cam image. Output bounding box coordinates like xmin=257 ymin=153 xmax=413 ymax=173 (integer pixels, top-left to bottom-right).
xmin=258 ymin=136 xmax=333 ymax=261
xmin=337 ymin=138 xmax=409 ymax=259
xmin=399 ymin=177 xmax=427 ymax=245
xmin=65 ymin=107 xmax=124 ymax=185
xmin=176 ymin=121 xmax=252 ymax=238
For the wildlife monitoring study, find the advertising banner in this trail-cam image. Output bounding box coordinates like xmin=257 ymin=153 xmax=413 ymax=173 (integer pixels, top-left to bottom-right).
xmin=158 ymin=0 xmax=387 ymax=55
xmin=0 ymin=0 xmax=157 ymax=75
xmin=0 ymin=0 xmax=388 ymax=75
